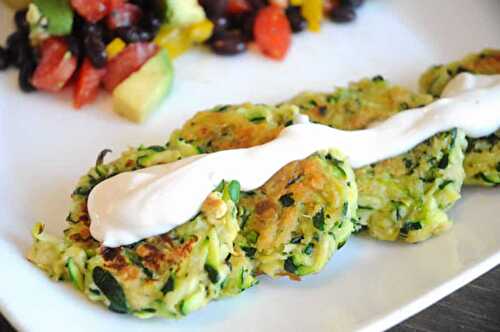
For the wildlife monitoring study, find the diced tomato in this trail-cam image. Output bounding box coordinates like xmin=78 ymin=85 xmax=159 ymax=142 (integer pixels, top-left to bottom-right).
xmin=254 ymin=6 xmax=291 ymax=60
xmin=31 ymin=38 xmax=78 ymax=92
xmin=103 ymin=42 xmax=158 ymax=91
xmin=70 ymin=0 xmax=109 ymax=23
xmin=73 ymin=58 xmax=106 ymax=108
xmin=106 ymin=3 xmax=142 ymax=30
xmin=106 ymin=0 xmax=125 ymax=11
xmin=227 ymin=0 xmax=251 ymax=14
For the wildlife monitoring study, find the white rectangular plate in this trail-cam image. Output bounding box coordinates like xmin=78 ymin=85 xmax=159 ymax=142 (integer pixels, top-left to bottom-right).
xmin=0 ymin=1 xmax=499 ymax=331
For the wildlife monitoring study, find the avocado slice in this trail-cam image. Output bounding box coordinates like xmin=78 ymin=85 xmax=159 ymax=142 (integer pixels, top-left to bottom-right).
xmin=165 ymin=0 xmax=206 ymax=28
xmin=112 ymin=49 xmax=174 ymax=123
xmin=32 ymin=0 xmax=73 ymax=36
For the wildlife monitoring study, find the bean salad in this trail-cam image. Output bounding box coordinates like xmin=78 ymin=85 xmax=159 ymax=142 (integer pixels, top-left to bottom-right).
xmin=0 ymin=0 xmax=364 ymax=119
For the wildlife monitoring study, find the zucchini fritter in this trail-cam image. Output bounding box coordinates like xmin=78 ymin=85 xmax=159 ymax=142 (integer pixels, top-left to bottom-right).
xmin=29 ymin=135 xmax=357 ymax=317
xmin=169 ymin=103 xmax=297 ymax=154
xmin=354 ymin=129 xmax=466 ymax=242
xmin=171 ymin=79 xmax=466 ymax=243
xmin=419 ymin=49 xmax=500 ymax=186
xmin=419 ymin=49 xmax=500 ymax=98
xmin=290 ymin=78 xmax=467 ymax=242
xmin=235 ymin=149 xmax=357 ymax=278
xmin=170 ymin=103 xmax=358 ymax=275
xmin=289 ymin=76 xmax=433 ymax=130
xmin=29 ymin=146 xmax=258 ymax=319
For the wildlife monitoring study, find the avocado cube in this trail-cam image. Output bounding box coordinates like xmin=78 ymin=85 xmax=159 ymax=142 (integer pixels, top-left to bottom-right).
xmin=32 ymin=0 xmax=73 ymax=36
xmin=112 ymin=49 xmax=174 ymax=123
xmin=165 ymin=0 xmax=206 ymax=28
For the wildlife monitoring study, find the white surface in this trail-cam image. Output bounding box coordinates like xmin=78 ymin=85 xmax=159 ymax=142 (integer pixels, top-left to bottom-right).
xmin=0 ymin=0 xmax=499 ymax=331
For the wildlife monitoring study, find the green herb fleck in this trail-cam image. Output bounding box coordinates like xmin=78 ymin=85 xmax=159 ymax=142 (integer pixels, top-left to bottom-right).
xmin=399 ymin=102 xmax=409 ymax=111
xmin=438 ymin=153 xmax=449 ymax=169
xmin=241 ymin=246 xmax=257 ymax=258
xmin=279 ymin=193 xmax=295 ymax=207
xmin=204 ymin=264 xmax=220 ymax=284
xmin=341 ymin=202 xmax=348 ymax=217
xmin=92 ymin=267 xmax=128 ymax=314
xmin=215 ymin=180 xmax=225 ymax=193
xmin=228 ymin=180 xmax=241 ymax=203
xmin=216 ymin=105 xmax=230 ymax=112
xmin=290 ymin=235 xmax=303 ymax=244
xmin=439 ymin=180 xmax=454 ymax=190
xmin=124 ymin=249 xmax=153 ymax=279
xmin=303 ymin=243 xmax=314 ymax=255
xmin=284 ymin=257 xmax=298 ymax=274
xmin=329 ymin=158 xmax=347 ymax=178
xmin=400 ymin=221 xmax=422 ymax=237
xmin=161 ymin=276 xmax=174 ymax=294
xmin=246 ymin=230 xmax=259 ymax=244
xmin=313 ymin=209 xmax=325 ymax=231
xmin=147 ymin=145 xmax=166 ymax=152
xmin=95 ymin=149 xmax=112 ymax=166
xmin=249 ymin=116 xmax=266 ymax=123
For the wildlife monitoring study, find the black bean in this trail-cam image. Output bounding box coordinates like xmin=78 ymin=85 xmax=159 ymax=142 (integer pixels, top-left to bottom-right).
xmin=6 ymin=48 xmax=14 ymax=66
xmin=18 ymin=60 xmax=37 ymax=92
xmin=247 ymin=0 xmax=266 ymax=10
xmin=141 ymin=12 xmax=162 ymax=34
xmin=72 ymin=14 xmax=86 ymax=37
xmin=116 ymin=27 xmax=153 ymax=43
xmin=84 ymin=35 xmax=107 ymax=68
xmin=16 ymin=45 xmax=35 ymax=69
xmin=228 ymin=13 xmax=246 ymax=29
xmin=130 ymin=0 xmax=146 ymax=7
xmin=199 ymin=0 xmax=228 ymax=19
xmin=65 ymin=36 xmax=82 ymax=59
xmin=83 ymin=23 xmax=103 ymax=38
xmin=210 ymin=31 xmax=247 ymax=55
xmin=341 ymin=0 xmax=364 ymax=8
xmin=102 ymin=28 xmax=116 ymax=44
xmin=0 ymin=46 xmax=9 ymax=70
xmin=118 ymin=27 xmax=138 ymax=43
xmin=14 ymin=9 xmax=29 ymax=32
xmin=131 ymin=0 xmax=159 ymax=11
xmin=210 ymin=16 xmax=230 ymax=39
xmin=227 ymin=13 xmax=253 ymax=40
xmin=286 ymin=6 xmax=307 ymax=33
xmin=137 ymin=29 xmax=153 ymax=42
xmin=7 ymin=30 xmax=28 ymax=51
xmin=241 ymin=13 xmax=256 ymax=41
xmin=330 ymin=6 xmax=356 ymax=23
xmin=6 ymin=31 xmax=30 ymax=68
xmin=214 ymin=16 xmax=230 ymax=30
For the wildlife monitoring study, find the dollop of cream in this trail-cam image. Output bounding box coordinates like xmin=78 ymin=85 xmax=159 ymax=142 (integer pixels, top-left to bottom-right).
xmin=88 ymin=73 xmax=500 ymax=247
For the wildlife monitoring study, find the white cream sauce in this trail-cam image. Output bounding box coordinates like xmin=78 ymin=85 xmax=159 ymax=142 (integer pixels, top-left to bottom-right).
xmin=88 ymin=73 xmax=500 ymax=247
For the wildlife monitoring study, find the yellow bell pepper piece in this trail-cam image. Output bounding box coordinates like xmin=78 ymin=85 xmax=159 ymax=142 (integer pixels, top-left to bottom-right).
xmin=290 ymin=0 xmax=304 ymax=5
xmin=105 ymin=38 xmax=126 ymax=59
xmin=301 ymin=0 xmax=323 ymax=32
xmin=154 ymin=26 xmax=192 ymax=59
xmin=187 ymin=19 xmax=214 ymax=44
xmin=155 ymin=20 xmax=214 ymax=59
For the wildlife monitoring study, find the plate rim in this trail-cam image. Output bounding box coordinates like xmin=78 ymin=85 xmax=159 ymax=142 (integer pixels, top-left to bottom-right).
xmin=2 ymin=250 xmax=499 ymax=331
